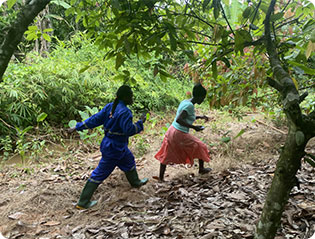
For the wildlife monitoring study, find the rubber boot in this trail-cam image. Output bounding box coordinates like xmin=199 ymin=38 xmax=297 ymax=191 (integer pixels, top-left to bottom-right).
xmin=159 ymin=163 xmax=167 ymax=181
xmin=198 ymin=159 xmax=212 ymax=174
xmin=76 ymin=180 xmax=99 ymax=209
xmin=125 ymin=168 xmax=148 ymax=188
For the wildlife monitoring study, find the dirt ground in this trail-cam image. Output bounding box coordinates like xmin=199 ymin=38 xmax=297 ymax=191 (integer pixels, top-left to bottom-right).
xmin=0 ymin=111 xmax=314 ymax=239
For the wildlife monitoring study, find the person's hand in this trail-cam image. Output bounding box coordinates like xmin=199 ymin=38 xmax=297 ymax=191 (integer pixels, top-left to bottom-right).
xmin=193 ymin=125 xmax=205 ymax=132
xmin=68 ymin=127 xmax=76 ymax=134
xmin=140 ymin=112 xmax=147 ymax=123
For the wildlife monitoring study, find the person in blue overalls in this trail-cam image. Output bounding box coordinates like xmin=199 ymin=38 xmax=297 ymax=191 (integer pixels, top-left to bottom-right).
xmin=68 ymin=85 xmax=148 ymax=209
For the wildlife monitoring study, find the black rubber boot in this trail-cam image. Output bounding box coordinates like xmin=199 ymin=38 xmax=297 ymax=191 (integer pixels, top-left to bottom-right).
xmin=125 ymin=168 xmax=148 ymax=188
xmin=159 ymin=163 xmax=167 ymax=181
xmin=76 ymin=180 xmax=99 ymax=209
xmin=198 ymin=159 xmax=212 ymax=174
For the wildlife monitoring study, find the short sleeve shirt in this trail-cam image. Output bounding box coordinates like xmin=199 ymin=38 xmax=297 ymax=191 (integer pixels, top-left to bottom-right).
xmin=172 ymin=99 xmax=195 ymax=133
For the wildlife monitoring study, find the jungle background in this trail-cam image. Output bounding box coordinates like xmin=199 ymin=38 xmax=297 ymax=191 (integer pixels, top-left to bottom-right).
xmin=0 ymin=0 xmax=314 ymax=238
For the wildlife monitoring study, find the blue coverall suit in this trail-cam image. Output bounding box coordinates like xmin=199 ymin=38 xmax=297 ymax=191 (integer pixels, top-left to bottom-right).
xmin=75 ymin=100 xmax=144 ymax=184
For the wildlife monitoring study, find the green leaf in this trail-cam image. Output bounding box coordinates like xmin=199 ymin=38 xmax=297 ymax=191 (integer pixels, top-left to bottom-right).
xmin=160 ymin=73 xmax=167 ymax=82
xmin=159 ymin=69 xmax=172 ymax=78
xmin=213 ymin=0 xmax=221 ymax=19
xmin=115 ymin=53 xmax=125 ymax=70
xmin=7 ymin=0 xmax=17 ymax=9
xmin=242 ymin=7 xmax=252 ymax=19
xmin=111 ymin=0 xmax=120 ymax=10
xmin=304 ymin=157 xmax=315 ymax=167
xmin=270 ymin=12 xmax=284 ymax=22
xmin=154 ymin=65 xmax=159 ymax=77
xmin=235 ymin=29 xmax=252 ymax=53
xmin=42 ymin=33 xmax=51 ymax=42
xmin=28 ymin=25 xmax=39 ymax=31
xmin=46 ymin=14 xmax=64 ymax=21
xmin=220 ymin=136 xmax=231 ymax=143
xmin=21 ymin=126 xmax=33 ymax=136
xmin=234 ymin=129 xmax=245 ymax=139
xmin=260 ymin=2 xmax=269 ymax=13
xmin=51 ymin=0 xmax=71 ymax=9
xmin=79 ymin=65 xmax=91 ymax=73
xmin=79 ymin=111 xmax=89 ymax=120
xmin=288 ymin=60 xmax=315 ymax=75
xmin=26 ymin=33 xmax=38 ymax=41
xmin=230 ymin=0 xmax=242 ymax=24
xmin=250 ymin=23 xmax=258 ymax=30
xmin=169 ymin=33 xmax=177 ymax=51
xmin=124 ymin=39 xmax=131 ymax=54
xmin=36 ymin=113 xmax=47 ymax=123
xmin=43 ymin=28 xmax=53 ymax=33
xmin=306 ymin=41 xmax=315 ymax=59
xmin=203 ymin=0 xmax=211 ymax=11
xmin=310 ymin=29 xmax=315 ymax=43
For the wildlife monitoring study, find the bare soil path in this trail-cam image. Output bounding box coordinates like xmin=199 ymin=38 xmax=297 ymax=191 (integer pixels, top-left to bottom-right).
xmin=0 ymin=111 xmax=314 ymax=239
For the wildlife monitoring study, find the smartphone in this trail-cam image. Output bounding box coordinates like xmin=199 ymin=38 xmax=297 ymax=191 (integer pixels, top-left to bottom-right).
xmin=200 ymin=126 xmax=205 ymax=130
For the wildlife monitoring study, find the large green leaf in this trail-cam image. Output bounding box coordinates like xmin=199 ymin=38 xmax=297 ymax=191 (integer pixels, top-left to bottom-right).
xmin=288 ymin=61 xmax=315 ymax=75
xmin=212 ymin=0 xmax=221 ymax=20
xmin=235 ymin=29 xmax=252 ymax=53
xmin=7 ymin=0 xmax=17 ymax=9
xmin=242 ymin=7 xmax=252 ymax=19
xmin=36 ymin=113 xmax=47 ymax=123
xmin=169 ymin=33 xmax=177 ymax=51
xmin=51 ymin=0 xmax=71 ymax=9
xmin=115 ymin=53 xmax=125 ymax=70
xmin=270 ymin=12 xmax=284 ymax=22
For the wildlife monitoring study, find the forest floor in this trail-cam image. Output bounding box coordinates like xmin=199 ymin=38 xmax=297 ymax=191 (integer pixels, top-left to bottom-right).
xmin=0 ymin=110 xmax=314 ymax=239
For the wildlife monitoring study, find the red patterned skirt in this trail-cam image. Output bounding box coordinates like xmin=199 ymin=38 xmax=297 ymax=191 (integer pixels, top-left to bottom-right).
xmin=155 ymin=125 xmax=210 ymax=165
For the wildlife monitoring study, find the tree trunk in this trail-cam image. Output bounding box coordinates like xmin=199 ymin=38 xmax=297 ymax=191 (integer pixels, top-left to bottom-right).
xmin=36 ymin=5 xmax=52 ymax=56
xmin=254 ymin=0 xmax=315 ymax=238
xmin=0 ymin=0 xmax=51 ymax=81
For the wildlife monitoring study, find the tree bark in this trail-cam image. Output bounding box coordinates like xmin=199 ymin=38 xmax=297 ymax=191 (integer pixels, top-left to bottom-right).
xmin=0 ymin=0 xmax=51 ymax=81
xmin=254 ymin=0 xmax=315 ymax=238
xmin=35 ymin=5 xmax=52 ymax=56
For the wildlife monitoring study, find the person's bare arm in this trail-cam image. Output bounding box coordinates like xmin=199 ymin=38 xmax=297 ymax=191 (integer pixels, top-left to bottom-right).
xmin=176 ymin=110 xmax=204 ymax=132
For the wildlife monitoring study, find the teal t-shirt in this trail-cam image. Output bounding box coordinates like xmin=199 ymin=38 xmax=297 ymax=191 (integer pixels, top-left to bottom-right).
xmin=172 ymin=99 xmax=196 ymax=133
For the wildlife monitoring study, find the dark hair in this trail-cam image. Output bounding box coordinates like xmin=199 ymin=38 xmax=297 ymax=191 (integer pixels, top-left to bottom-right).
xmin=192 ymin=83 xmax=206 ymax=98
xmin=110 ymin=85 xmax=133 ymax=117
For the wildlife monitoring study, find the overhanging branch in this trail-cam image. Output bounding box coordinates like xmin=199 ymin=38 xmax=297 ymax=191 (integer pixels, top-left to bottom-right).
xmin=0 ymin=0 xmax=51 ymax=81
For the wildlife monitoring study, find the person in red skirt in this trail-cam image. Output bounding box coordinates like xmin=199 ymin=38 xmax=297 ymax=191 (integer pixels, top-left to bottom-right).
xmin=155 ymin=83 xmax=211 ymax=181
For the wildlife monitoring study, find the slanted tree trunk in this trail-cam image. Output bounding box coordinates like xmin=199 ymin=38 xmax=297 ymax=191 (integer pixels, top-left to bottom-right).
xmin=254 ymin=1 xmax=315 ymax=238
xmin=0 ymin=0 xmax=51 ymax=81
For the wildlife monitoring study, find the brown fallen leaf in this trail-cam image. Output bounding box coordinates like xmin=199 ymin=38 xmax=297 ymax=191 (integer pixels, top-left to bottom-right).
xmin=43 ymin=221 xmax=61 ymax=226
xmin=8 ymin=212 xmax=26 ymax=220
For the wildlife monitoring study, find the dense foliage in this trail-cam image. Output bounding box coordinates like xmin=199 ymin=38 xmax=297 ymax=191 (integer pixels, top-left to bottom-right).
xmin=0 ymin=34 xmax=192 ymax=156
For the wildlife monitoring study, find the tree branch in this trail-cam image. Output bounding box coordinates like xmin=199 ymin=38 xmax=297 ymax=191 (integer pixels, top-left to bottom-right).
xmin=299 ymin=82 xmax=315 ymax=90
xmin=267 ymin=77 xmax=282 ymax=91
xmin=156 ymin=7 xmax=214 ymax=29
xmin=276 ymin=15 xmax=302 ymax=30
xmin=299 ymin=92 xmax=308 ymax=103
xmin=220 ymin=3 xmax=235 ymax=36
xmin=281 ymin=0 xmax=292 ymax=13
xmin=251 ymin=0 xmax=262 ymax=25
